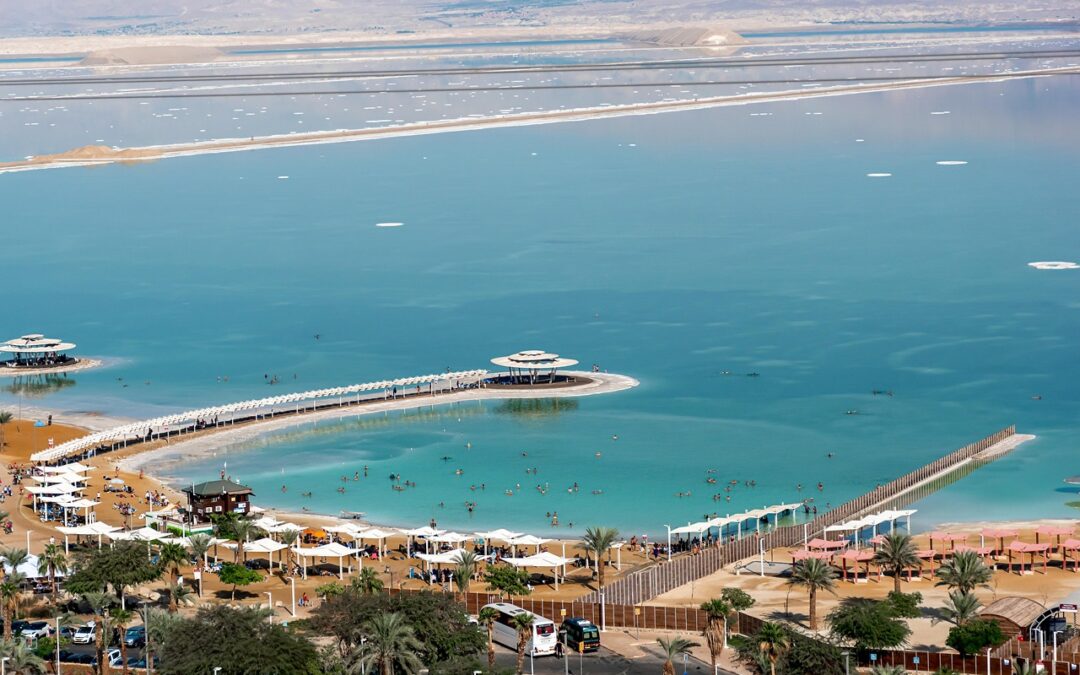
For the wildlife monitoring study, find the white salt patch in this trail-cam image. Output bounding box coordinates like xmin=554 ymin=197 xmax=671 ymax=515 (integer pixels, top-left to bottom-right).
xmin=867 ymin=173 xmax=892 ymax=178
xmin=1028 ymin=261 xmax=1079 ymax=270
xmin=936 ymin=161 xmax=968 ymax=166
xmin=931 ymin=111 xmax=951 ymax=115
xmin=855 ymin=139 xmax=865 ymax=142
xmin=375 ymin=222 xmax=404 ymax=228
xmin=277 ymin=176 xmax=289 ymax=179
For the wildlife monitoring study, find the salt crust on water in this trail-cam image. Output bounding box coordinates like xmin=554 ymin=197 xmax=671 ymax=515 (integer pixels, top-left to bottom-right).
xmin=1028 ymin=261 xmax=1079 ymax=270
xmin=936 ymin=160 xmax=968 ymax=165
xmin=867 ymin=173 xmax=892 ymax=177
xmin=375 ymin=222 xmax=404 ymax=228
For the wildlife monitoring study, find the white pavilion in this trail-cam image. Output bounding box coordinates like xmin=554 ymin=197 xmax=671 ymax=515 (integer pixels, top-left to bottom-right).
xmin=490 ymin=350 xmax=579 ymax=385
xmin=1 ymin=334 xmax=78 ymax=369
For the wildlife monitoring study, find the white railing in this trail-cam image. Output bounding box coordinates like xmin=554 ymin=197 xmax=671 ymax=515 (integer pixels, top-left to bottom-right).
xmin=32 ymin=369 xmax=488 ymax=463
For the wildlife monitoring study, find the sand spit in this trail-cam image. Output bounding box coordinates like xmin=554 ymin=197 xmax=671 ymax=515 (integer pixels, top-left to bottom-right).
xmin=625 ymin=26 xmax=747 ymax=47
xmin=116 ymin=371 xmax=638 ymax=476
xmin=3 ymin=66 xmax=1075 ymax=175
xmin=80 ymin=46 xmax=224 ymax=66
xmin=0 ymin=358 xmax=103 ymax=378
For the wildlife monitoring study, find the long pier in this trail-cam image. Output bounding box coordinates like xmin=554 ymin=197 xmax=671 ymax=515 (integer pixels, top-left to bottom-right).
xmin=589 ymin=426 xmax=1022 ymax=605
xmin=32 ymin=370 xmax=492 ymax=463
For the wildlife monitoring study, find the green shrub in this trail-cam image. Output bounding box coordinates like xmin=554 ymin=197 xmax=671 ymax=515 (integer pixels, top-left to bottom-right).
xmin=945 ymin=619 xmax=1004 ymax=656
xmin=885 ymin=590 xmax=923 ymax=618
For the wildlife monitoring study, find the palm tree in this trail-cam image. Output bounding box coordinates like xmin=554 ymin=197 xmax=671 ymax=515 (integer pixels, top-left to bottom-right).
xmin=232 ymin=520 xmax=256 ymax=563
xmin=347 ymin=612 xmax=424 ymax=675
xmin=110 ymin=608 xmax=134 ymax=675
xmin=187 ymin=533 xmax=213 ymax=596
xmin=0 ymin=412 xmax=13 ymax=450
xmin=700 ymin=598 xmax=732 ymax=670
xmin=788 ymin=557 xmax=837 ymax=631
xmin=511 ymin=612 xmax=535 ymax=675
xmin=172 ymin=583 xmax=197 ymax=609
xmin=455 ymin=550 xmax=478 ymax=596
xmin=350 ymin=566 xmax=384 ymax=595
xmin=0 ymin=548 xmax=29 ymax=579
xmin=936 ymin=551 xmax=993 ymax=594
xmin=1013 ymin=659 xmax=1037 ymax=675
xmin=756 ymin=623 xmax=790 ymax=675
xmin=581 ymin=526 xmax=619 ymax=590
xmin=0 ymin=638 xmax=47 ymax=674
xmin=477 ymin=606 xmax=499 ymax=672
xmin=656 ymin=636 xmax=699 ymax=675
xmin=0 ymin=572 xmax=25 ymax=640
xmin=156 ymin=542 xmax=188 ymax=612
xmin=278 ymin=529 xmax=299 ymax=576
xmin=36 ymin=543 xmax=67 ymax=603
xmin=873 ymin=533 xmax=920 ymax=594
xmin=934 ymin=590 xmax=981 ymax=627
xmin=82 ymin=592 xmax=115 ymax=675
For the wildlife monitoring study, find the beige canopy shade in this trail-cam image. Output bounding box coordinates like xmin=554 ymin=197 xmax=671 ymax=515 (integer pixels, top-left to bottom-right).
xmin=42 ymin=463 xmax=93 ymax=473
xmin=294 ymin=542 xmax=359 ymax=579
xmin=108 ymin=527 xmax=166 ymax=542
xmin=502 ymin=551 xmax=574 ymax=589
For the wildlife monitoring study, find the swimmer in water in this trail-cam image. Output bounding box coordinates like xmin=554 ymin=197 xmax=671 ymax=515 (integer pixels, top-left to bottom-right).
xmin=595 ymin=452 xmax=602 ymax=458
xmin=281 ymin=485 xmax=287 ymax=493
xmin=611 ymin=435 xmax=618 ymax=441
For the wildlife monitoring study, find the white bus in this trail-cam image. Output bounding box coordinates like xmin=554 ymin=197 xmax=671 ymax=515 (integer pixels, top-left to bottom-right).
xmin=482 ymin=602 xmax=558 ymax=656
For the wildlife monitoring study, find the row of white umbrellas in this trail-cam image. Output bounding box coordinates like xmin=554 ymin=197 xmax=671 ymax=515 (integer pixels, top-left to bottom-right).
xmin=32 ymin=369 xmax=490 ymax=462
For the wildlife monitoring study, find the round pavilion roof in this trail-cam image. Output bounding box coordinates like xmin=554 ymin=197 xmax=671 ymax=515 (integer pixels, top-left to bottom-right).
xmin=491 ymin=350 xmax=578 ymax=370
xmin=1 ymin=335 xmax=76 ymax=353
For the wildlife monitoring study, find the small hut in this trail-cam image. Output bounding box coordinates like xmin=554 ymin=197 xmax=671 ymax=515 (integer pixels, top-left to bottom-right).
xmin=978 ymin=597 xmax=1046 ymax=639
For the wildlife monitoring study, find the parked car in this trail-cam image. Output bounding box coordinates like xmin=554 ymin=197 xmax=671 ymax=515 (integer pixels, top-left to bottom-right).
xmin=123 ymin=625 xmax=146 ymax=648
xmin=89 ymin=649 xmax=122 ymax=668
xmin=72 ymin=622 xmax=96 ymax=645
xmin=20 ymin=621 xmax=53 ymax=639
xmin=8 ymin=620 xmax=29 ymax=636
xmin=57 ymin=625 xmax=76 ymax=641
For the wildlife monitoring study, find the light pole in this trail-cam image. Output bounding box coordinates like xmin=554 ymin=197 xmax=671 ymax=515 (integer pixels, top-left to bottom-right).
xmin=213 ymin=668 xmax=221 ymax=675
xmin=384 ymin=565 xmax=393 ymax=592
xmin=665 ymin=525 xmax=672 ymax=561
xmin=265 ymin=592 xmax=273 ymax=622
xmin=758 ymin=538 xmax=765 ymax=577
xmin=290 ymin=576 xmax=296 ymax=616
xmin=1054 ymin=630 xmax=1064 ymax=669
xmin=841 ymin=651 xmax=850 ymax=675
xmin=2 ymin=655 xmax=9 ymax=675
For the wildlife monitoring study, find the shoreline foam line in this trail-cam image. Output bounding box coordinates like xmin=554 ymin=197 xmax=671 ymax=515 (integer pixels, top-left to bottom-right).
xmin=2 ymin=65 xmax=1076 ymax=175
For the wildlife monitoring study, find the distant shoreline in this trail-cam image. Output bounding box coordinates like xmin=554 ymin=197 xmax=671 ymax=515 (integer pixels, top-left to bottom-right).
xmin=3 ymin=65 xmax=1076 ymax=175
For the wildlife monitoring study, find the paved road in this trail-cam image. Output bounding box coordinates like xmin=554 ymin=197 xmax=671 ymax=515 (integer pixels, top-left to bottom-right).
xmin=493 ymin=643 xmax=737 ymax=675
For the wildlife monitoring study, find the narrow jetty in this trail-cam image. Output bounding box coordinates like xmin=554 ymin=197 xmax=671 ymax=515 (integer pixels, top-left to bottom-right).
xmin=589 ymin=426 xmax=1026 ymax=605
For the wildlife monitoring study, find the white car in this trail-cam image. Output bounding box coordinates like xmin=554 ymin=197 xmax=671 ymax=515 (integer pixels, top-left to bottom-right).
xmin=107 ymin=649 xmax=123 ymax=668
xmin=19 ymin=621 xmax=52 ymax=639
xmin=72 ymin=622 xmax=96 ymax=645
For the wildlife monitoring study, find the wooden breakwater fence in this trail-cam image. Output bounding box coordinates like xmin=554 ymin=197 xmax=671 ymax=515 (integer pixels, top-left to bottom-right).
xmin=585 ymin=426 xmax=1019 ymax=606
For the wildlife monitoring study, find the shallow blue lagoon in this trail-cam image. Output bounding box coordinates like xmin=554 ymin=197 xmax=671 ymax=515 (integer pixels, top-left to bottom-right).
xmin=2 ymin=73 xmax=1079 ymax=535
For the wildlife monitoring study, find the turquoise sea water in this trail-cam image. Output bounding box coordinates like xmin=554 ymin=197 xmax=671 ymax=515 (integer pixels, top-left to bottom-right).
xmin=2 ymin=72 xmax=1079 ymax=536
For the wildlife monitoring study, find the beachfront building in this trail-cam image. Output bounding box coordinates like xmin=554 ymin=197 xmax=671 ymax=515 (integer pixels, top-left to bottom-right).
xmin=490 ymin=350 xmax=580 ymax=385
xmin=183 ymin=479 xmax=254 ymax=521
xmin=0 ymin=334 xmax=78 ymax=369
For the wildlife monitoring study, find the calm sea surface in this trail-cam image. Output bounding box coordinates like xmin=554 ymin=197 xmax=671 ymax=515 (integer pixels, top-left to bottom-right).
xmin=2 ymin=70 xmax=1078 ymax=536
